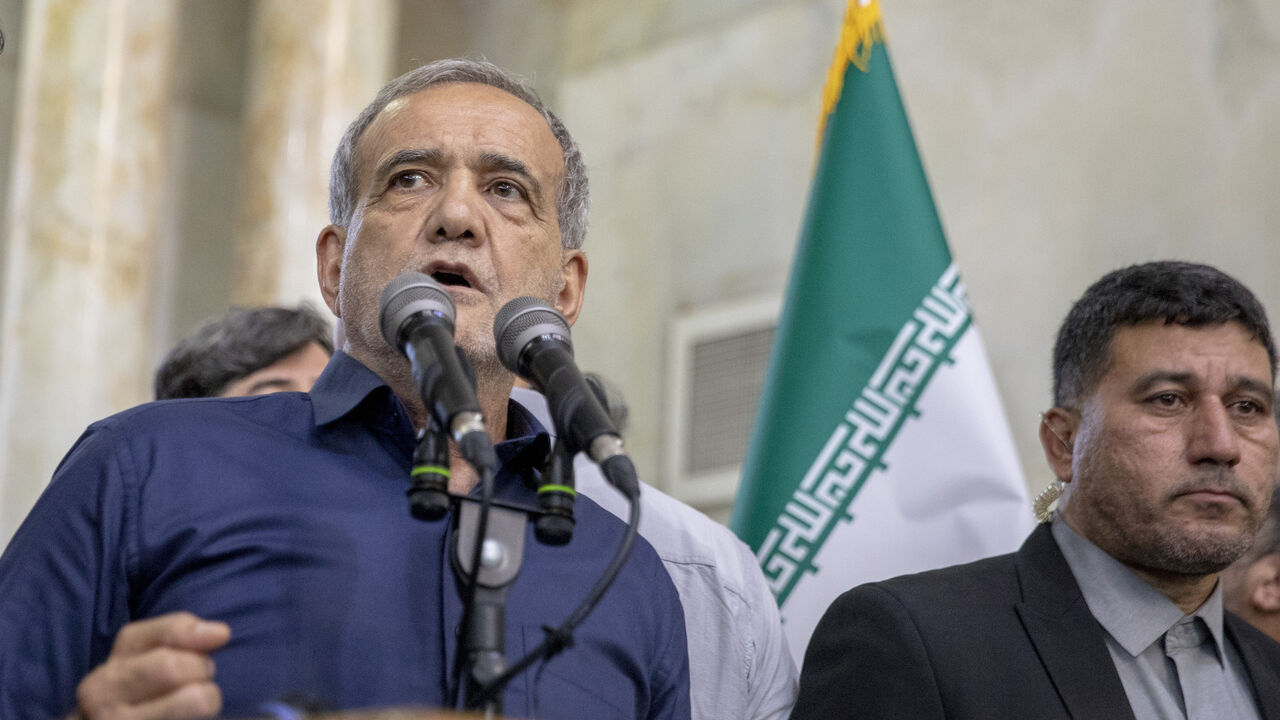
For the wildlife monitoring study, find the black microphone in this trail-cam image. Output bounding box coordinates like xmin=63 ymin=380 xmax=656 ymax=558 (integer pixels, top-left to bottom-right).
xmin=380 ymin=272 xmax=496 ymax=472
xmin=493 ymin=298 xmax=638 ymax=499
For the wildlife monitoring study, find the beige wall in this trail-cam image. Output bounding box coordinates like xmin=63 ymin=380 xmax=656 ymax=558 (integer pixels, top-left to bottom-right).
xmin=555 ymin=0 xmax=1280 ymax=507
xmin=0 ymin=0 xmax=23 ymax=321
xmin=1 ymin=0 xmax=1279 ymax=544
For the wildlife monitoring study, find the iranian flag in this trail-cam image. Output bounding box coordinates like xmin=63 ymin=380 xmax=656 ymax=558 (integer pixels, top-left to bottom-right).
xmin=730 ymin=0 xmax=1035 ymax=664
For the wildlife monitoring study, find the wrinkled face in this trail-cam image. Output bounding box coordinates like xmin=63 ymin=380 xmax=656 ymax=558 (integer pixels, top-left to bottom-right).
xmin=218 ymin=341 xmax=331 ymax=397
xmin=318 ymin=82 xmax=584 ymax=383
xmin=1061 ymin=321 xmax=1279 ymax=576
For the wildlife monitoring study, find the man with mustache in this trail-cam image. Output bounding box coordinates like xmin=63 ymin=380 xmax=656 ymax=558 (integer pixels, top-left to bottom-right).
xmin=0 ymin=59 xmax=690 ymax=719
xmin=794 ymin=261 xmax=1280 ymax=719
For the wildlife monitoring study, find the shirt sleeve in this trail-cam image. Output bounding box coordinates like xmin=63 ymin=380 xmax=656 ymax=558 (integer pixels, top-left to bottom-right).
xmin=737 ymin=541 xmax=798 ymax=720
xmin=0 ymin=422 xmax=136 ymax=718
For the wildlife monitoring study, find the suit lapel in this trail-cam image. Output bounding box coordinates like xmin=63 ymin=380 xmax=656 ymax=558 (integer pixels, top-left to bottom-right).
xmin=1226 ymin=614 xmax=1280 ymax=718
xmin=1013 ymin=524 xmax=1136 ymax=720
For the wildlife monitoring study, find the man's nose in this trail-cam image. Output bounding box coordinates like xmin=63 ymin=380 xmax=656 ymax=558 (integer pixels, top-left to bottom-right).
xmin=429 ymin=177 xmax=484 ymax=246
xmin=1187 ymin=400 xmax=1242 ymax=467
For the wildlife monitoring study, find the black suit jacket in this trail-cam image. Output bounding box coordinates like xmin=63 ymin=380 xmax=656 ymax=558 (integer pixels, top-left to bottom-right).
xmin=792 ymin=523 xmax=1280 ymax=719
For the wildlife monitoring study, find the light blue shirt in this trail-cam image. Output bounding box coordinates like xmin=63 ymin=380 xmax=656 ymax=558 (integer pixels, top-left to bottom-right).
xmin=1052 ymin=518 xmax=1261 ymax=720
xmin=511 ymin=387 xmax=798 ymax=720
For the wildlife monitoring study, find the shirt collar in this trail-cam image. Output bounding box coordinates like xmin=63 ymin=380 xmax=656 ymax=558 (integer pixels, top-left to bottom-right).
xmin=309 ymin=350 xmax=551 ymax=446
xmin=1191 ymin=580 xmax=1228 ymax=660
xmin=310 ymin=351 xmax=398 ymax=427
xmin=1051 ymin=516 xmax=1228 ymax=660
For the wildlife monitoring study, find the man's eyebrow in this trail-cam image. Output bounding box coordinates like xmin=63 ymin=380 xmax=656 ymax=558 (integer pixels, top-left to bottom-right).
xmin=1231 ymin=375 xmax=1275 ymax=398
xmin=1130 ymin=370 xmax=1273 ymax=398
xmin=371 ymin=148 xmax=445 ymax=182
xmin=478 ymin=152 xmax=543 ymax=199
xmin=1131 ymin=371 xmax=1193 ymax=391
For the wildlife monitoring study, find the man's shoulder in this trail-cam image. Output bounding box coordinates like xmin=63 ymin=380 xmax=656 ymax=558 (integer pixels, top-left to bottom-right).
xmin=882 ymin=548 xmax=1021 ymax=594
xmin=90 ymin=393 xmax=315 ymax=438
xmin=510 ymin=387 xmax=760 ymax=592
xmin=569 ymin=491 xmax=684 ymax=600
xmin=633 ymin=478 xmax=760 ymax=589
xmin=833 ymin=549 xmax=1024 ymax=622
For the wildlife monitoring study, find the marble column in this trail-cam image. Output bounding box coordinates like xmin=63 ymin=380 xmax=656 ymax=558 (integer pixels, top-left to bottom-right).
xmin=230 ymin=0 xmax=396 ymax=309
xmin=0 ymin=0 xmax=176 ymax=545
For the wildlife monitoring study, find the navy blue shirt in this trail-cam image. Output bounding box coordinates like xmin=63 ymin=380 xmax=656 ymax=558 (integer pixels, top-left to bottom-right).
xmin=0 ymin=352 xmax=690 ymax=718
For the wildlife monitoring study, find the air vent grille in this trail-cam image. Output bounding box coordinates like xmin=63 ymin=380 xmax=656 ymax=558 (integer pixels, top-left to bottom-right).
xmin=687 ymin=326 xmax=774 ymax=473
xmin=665 ymin=295 xmax=780 ymax=508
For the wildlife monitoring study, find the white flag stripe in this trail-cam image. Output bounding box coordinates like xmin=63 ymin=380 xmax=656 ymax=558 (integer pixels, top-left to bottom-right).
xmin=779 ymin=327 xmax=1033 ymax=664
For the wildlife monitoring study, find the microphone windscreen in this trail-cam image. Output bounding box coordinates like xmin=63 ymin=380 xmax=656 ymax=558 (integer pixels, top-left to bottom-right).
xmin=493 ymin=297 xmax=572 ymax=373
xmin=378 ymin=272 xmax=456 ymax=349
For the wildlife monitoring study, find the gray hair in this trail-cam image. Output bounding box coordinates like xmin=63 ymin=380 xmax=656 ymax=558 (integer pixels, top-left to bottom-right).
xmin=328 ymin=58 xmax=589 ymax=250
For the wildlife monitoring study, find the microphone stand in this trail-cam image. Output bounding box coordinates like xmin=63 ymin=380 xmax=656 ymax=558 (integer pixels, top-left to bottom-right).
xmin=453 ymin=496 xmax=526 ymax=717
xmin=452 ymin=433 xmax=575 ymax=715
xmin=402 ymin=360 xmax=635 ymax=715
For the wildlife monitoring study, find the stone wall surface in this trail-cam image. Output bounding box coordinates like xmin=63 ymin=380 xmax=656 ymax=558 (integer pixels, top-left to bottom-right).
xmin=1 ymin=0 xmax=1278 ymax=545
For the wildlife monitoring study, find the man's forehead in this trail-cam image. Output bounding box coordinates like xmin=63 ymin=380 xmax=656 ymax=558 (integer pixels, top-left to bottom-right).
xmin=357 ymin=82 xmax=563 ymax=182
xmin=1106 ymin=320 xmax=1273 ymax=381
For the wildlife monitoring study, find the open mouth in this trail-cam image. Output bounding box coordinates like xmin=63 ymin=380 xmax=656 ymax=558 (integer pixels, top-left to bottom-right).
xmin=431 ymin=271 xmax=472 ymax=289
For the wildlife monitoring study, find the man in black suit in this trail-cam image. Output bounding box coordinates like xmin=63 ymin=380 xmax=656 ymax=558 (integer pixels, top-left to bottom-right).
xmin=793 ymin=261 xmax=1280 ymax=719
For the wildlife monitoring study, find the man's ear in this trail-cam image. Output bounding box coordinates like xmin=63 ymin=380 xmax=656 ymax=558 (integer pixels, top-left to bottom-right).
xmin=317 ymin=224 xmax=346 ymax=317
xmin=1039 ymin=407 xmax=1078 ymax=483
xmin=556 ymin=250 xmax=588 ymax=325
xmin=1249 ymin=555 xmax=1280 ymax=614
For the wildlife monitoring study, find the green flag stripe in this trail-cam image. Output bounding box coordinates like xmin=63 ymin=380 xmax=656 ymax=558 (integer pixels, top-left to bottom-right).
xmin=755 ymin=264 xmax=972 ymax=603
xmin=731 ymin=39 xmax=952 ymax=549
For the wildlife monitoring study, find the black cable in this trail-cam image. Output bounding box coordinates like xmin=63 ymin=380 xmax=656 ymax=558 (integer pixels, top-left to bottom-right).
xmin=471 ymin=488 xmax=641 ymax=706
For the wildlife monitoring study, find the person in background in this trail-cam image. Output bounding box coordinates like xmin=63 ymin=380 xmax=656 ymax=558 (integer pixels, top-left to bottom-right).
xmin=154 ymin=304 xmax=333 ymax=399
xmin=1223 ymin=486 xmax=1280 ymax=643
xmin=513 ymin=373 xmax=797 ymax=720
xmin=793 ymin=261 xmax=1280 ymax=719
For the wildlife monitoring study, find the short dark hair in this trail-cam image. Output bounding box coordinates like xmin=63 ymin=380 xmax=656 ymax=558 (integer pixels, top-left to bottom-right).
xmin=155 ymin=305 xmax=334 ymax=400
xmin=1052 ymin=261 xmax=1276 ymax=407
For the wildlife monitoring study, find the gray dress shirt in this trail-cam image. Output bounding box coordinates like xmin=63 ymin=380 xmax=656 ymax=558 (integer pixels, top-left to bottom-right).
xmin=1052 ymin=518 xmax=1262 ymax=720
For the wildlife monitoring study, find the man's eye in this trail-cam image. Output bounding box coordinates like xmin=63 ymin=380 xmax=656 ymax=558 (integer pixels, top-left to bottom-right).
xmin=391 ymin=171 xmax=427 ymax=189
xmin=1149 ymin=393 xmax=1182 ymax=408
xmin=1232 ymin=399 xmax=1267 ymax=416
xmin=491 ymin=181 xmax=523 ymax=199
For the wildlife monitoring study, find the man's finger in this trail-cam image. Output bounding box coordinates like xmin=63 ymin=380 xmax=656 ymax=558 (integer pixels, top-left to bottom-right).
xmin=125 ymin=680 xmax=222 ymax=720
xmin=78 ymin=647 xmax=216 ymax=708
xmin=110 ymin=612 xmax=231 ymax=657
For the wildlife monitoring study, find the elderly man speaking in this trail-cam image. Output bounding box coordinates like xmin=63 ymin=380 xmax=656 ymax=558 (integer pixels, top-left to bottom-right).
xmin=0 ymin=59 xmax=691 ymax=719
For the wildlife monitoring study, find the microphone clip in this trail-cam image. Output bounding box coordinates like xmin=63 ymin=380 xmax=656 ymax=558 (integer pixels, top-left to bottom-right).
xmin=407 ymin=417 xmax=452 ymax=522
xmin=532 ymin=437 xmax=576 ymax=546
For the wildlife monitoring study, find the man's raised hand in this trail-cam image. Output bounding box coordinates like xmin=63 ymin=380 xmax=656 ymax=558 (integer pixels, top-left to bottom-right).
xmin=74 ymin=612 xmax=230 ymax=720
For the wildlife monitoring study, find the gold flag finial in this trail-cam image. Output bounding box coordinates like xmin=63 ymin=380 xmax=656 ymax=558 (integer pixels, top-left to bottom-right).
xmin=817 ymin=0 xmax=885 ymax=144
